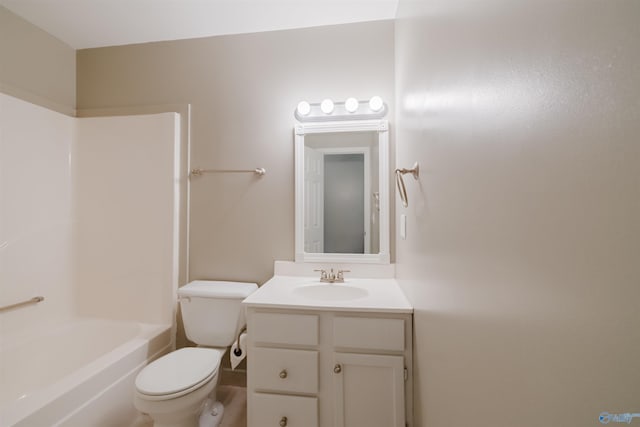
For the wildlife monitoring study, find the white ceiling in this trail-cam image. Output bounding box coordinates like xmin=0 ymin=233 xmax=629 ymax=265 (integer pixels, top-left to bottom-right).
xmin=0 ymin=0 xmax=399 ymax=50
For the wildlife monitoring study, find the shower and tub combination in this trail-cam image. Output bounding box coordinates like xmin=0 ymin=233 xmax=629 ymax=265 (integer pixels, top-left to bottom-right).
xmin=0 ymin=93 xmax=184 ymax=426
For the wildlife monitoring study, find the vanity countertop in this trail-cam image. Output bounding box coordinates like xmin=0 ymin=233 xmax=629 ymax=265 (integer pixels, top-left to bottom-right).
xmin=242 ymin=275 xmax=413 ymax=313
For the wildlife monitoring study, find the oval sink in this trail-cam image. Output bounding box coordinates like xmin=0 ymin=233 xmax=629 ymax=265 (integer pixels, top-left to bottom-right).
xmin=292 ymin=283 xmax=368 ymax=301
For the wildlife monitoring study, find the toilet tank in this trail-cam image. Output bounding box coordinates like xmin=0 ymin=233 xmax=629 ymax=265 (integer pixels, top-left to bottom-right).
xmin=178 ymin=280 xmax=257 ymax=347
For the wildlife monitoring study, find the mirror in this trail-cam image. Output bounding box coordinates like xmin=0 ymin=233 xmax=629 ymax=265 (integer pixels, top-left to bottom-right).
xmin=295 ymin=120 xmax=389 ymax=263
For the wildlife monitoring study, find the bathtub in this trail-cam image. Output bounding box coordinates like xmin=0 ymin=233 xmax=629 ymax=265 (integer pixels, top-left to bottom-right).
xmin=0 ymin=317 xmax=171 ymax=427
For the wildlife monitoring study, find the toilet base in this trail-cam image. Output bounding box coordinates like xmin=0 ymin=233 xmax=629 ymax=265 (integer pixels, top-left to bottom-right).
xmin=199 ymin=399 xmax=224 ymax=427
xmin=134 ymin=372 xmax=218 ymax=427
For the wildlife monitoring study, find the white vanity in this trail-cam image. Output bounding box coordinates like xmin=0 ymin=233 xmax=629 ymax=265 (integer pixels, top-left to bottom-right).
xmin=242 ymin=109 xmax=413 ymax=426
xmin=242 ymin=263 xmax=413 ymax=427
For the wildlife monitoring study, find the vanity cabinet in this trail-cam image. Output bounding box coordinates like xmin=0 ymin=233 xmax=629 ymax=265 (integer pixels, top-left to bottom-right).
xmin=246 ymin=309 xmax=413 ymax=427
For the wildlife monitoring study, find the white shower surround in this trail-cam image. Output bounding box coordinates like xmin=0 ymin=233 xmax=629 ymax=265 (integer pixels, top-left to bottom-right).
xmin=0 ymin=93 xmax=181 ymax=426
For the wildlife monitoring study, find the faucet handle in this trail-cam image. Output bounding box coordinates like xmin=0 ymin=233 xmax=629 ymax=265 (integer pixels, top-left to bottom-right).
xmin=337 ymin=269 xmax=350 ymax=280
xmin=314 ymin=269 xmax=328 ymax=279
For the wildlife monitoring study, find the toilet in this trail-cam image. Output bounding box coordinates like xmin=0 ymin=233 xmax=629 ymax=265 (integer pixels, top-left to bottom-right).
xmin=134 ymin=280 xmax=257 ymax=427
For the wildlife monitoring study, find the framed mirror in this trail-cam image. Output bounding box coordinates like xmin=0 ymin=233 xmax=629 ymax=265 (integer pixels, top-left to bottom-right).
xmin=294 ymin=120 xmax=389 ymax=263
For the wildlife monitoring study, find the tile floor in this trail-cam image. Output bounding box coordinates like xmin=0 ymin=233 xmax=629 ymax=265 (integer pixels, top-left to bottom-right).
xmin=218 ymin=386 xmax=247 ymax=427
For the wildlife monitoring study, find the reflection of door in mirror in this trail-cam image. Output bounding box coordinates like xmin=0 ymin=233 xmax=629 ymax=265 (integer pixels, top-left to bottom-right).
xmin=304 ymin=132 xmax=378 ymax=254
xmin=304 ymin=146 xmax=323 ymax=253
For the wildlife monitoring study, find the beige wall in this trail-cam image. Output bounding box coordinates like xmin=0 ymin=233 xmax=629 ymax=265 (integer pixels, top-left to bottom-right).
xmin=0 ymin=6 xmax=75 ymax=114
xmin=77 ymin=21 xmax=395 ymax=286
xmin=395 ymin=1 xmax=640 ymax=426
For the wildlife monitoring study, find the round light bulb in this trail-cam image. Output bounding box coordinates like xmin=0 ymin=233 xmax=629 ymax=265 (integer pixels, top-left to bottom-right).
xmin=369 ymin=96 xmax=384 ymax=112
xmin=320 ymin=98 xmax=335 ymax=114
xmin=345 ymin=97 xmax=359 ymax=113
xmin=297 ymin=101 xmax=311 ymax=116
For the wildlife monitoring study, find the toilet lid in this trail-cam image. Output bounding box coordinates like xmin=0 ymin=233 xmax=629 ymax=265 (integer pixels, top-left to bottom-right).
xmin=135 ymin=347 xmax=222 ymax=396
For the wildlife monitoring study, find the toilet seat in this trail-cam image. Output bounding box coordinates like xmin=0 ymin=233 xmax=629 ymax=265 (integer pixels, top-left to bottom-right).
xmin=136 ymin=347 xmax=223 ymax=401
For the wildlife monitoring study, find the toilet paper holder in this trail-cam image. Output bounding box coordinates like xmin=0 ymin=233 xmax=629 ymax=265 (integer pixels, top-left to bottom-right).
xmin=233 ymin=326 xmax=247 ymax=356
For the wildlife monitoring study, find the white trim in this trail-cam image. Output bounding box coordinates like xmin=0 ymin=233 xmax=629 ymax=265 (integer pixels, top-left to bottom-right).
xmin=297 ymin=119 xmax=388 ymax=134
xmin=294 ymin=120 xmax=390 ymax=264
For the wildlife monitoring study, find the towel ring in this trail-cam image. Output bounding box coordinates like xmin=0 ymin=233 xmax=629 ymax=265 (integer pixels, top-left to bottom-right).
xmin=395 ymin=162 xmax=419 ymax=208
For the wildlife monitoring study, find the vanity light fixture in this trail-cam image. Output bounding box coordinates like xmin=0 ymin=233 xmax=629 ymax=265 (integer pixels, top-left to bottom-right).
xmin=369 ymin=95 xmax=384 ymax=112
xmin=320 ymin=98 xmax=335 ymax=114
xmin=294 ymin=96 xmax=387 ymax=122
xmin=297 ymin=101 xmax=311 ymax=116
xmin=345 ymin=97 xmax=359 ymax=113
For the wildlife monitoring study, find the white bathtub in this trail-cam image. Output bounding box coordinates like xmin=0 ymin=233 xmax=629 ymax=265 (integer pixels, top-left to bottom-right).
xmin=0 ymin=317 xmax=171 ymax=427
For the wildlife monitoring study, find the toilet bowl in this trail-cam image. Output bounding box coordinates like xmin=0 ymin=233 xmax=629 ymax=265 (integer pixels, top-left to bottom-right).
xmin=135 ymin=348 xmax=223 ymax=427
xmin=133 ymin=281 xmax=257 ymax=427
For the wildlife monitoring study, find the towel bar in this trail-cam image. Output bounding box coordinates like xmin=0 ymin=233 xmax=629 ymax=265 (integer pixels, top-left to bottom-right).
xmin=0 ymin=296 xmax=44 ymax=312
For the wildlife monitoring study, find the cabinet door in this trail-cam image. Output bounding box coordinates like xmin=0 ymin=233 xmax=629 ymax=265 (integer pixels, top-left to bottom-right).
xmin=333 ymin=353 xmax=405 ymax=427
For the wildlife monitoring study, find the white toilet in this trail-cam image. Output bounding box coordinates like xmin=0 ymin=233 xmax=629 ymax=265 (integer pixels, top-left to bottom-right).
xmin=134 ymin=280 xmax=257 ymax=427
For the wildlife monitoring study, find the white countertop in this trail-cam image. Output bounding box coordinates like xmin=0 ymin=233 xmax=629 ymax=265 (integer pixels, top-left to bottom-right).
xmin=242 ymin=275 xmax=413 ymax=314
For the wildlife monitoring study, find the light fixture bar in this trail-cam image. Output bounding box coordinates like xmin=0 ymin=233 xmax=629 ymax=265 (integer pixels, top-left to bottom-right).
xmin=294 ymin=97 xmax=387 ymax=122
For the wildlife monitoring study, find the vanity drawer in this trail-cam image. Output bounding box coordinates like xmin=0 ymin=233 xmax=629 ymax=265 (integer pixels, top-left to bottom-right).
xmin=250 ymin=393 xmax=318 ymax=427
xmin=251 ymin=312 xmax=318 ymax=346
xmin=333 ymin=317 xmax=405 ymax=351
xmin=250 ymin=347 xmax=318 ymax=394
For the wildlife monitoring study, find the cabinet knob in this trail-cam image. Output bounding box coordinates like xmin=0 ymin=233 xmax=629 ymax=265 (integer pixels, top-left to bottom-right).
xmin=334 ymin=363 xmax=342 ymax=374
xmin=279 ymin=416 xmax=288 ymax=426
xmin=279 ymin=369 xmax=288 ymax=379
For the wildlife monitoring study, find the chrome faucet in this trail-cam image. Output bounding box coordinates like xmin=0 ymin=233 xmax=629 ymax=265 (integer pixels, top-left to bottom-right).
xmin=314 ymin=268 xmax=350 ymax=283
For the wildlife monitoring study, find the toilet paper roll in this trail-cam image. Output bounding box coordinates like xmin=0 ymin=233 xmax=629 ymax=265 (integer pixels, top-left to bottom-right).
xmin=230 ymin=332 xmax=247 ymax=370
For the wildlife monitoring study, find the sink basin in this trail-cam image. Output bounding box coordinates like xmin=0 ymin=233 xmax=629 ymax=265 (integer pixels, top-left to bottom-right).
xmin=292 ymin=283 xmax=368 ymax=301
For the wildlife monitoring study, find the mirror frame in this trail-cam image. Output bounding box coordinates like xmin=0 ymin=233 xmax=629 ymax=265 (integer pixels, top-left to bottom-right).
xmin=294 ymin=119 xmax=390 ymax=264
